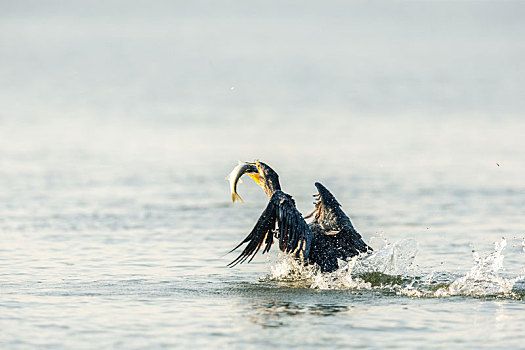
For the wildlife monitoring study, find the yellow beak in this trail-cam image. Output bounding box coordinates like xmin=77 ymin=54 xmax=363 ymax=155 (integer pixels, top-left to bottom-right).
xmin=248 ymin=173 xmax=261 ymax=185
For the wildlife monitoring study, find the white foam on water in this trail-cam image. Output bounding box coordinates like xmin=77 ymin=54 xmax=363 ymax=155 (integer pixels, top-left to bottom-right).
xmin=399 ymin=238 xmax=522 ymax=298
xmin=265 ymin=237 xmax=523 ymax=299
xmin=266 ymin=238 xmax=419 ymax=290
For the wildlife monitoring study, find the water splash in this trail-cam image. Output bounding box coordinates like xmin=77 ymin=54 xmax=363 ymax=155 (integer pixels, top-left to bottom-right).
xmin=400 ymin=238 xmax=521 ymax=298
xmin=352 ymin=238 xmax=419 ymax=276
xmin=266 ymin=239 xmax=418 ymax=290
xmin=264 ymin=237 xmax=523 ymax=299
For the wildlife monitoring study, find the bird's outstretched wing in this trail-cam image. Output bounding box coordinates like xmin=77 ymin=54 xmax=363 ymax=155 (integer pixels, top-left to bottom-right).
xmin=228 ymin=190 xmax=312 ymax=267
xmin=310 ymin=182 xmax=372 ymax=260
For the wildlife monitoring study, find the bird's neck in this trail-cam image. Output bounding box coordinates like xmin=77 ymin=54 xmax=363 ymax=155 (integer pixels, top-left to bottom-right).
xmin=263 ymin=178 xmax=281 ymax=198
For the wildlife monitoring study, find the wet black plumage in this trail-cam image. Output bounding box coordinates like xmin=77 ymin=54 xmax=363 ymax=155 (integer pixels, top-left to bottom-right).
xmin=227 ymin=190 xmax=312 ymax=267
xmin=306 ymin=182 xmax=372 ymax=272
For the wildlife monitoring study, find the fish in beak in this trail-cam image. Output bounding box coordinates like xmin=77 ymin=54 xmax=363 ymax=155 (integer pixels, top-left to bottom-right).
xmin=247 ymin=160 xmax=265 ymax=185
xmin=225 ymin=161 xmax=258 ymax=203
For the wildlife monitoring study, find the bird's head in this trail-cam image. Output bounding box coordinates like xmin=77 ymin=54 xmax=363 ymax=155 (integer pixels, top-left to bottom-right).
xmin=246 ymin=160 xmax=281 ymax=197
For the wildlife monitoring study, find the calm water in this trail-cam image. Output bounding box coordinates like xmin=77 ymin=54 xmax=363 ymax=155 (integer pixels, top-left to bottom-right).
xmin=1 ymin=1 xmax=525 ymax=348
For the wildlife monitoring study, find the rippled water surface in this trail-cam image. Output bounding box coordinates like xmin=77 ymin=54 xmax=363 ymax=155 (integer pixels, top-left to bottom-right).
xmin=1 ymin=1 xmax=525 ymax=348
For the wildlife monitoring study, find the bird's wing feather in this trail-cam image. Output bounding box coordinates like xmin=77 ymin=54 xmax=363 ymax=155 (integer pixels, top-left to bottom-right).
xmin=312 ymin=182 xmax=372 ymax=257
xmin=228 ymin=191 xmax=312 ymax=267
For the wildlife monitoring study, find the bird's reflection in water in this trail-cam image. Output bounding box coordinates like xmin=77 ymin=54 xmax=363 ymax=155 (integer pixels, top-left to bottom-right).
xmin=247 ymin=299 xmax=350 ymax=328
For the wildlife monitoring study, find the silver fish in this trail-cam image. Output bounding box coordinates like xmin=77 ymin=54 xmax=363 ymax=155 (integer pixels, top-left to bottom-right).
xmin=226 ymin=161 xmax=257 ymax=203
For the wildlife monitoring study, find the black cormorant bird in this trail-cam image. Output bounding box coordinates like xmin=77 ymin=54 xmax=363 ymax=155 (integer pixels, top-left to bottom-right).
xmin=227 ymin=161 xmax=372 ymax=272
